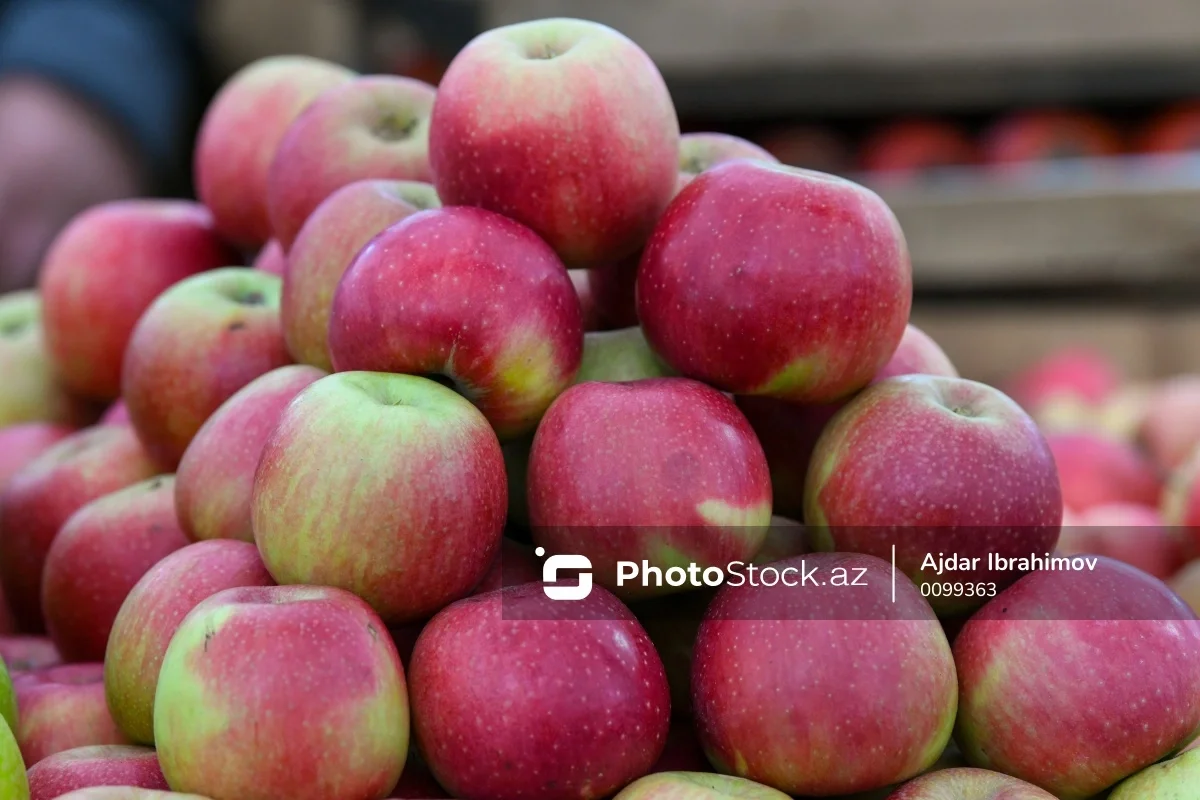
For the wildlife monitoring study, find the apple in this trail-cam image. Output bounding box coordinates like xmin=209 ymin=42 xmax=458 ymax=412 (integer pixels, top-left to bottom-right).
xmin=859 ymin=118 xmax=977 ymax=180
xmin=281 ymin=179 xmax=440 ymax=371
xmin=0 ymin=425 xmax=160 ymax=632
xmin=1138 ymin=100 xmax=1200 ymax=153
xmin=0 ymin=423 xmax=74 ymax=490
xmin=409 ymin=582 xmax=671 ymax=800
xmin=954 ymin=557 xmax=1200 ymax=799
xmin=471 ymin=539 xmax=543 ymax=595
xmin=251 ymin=239 xmax=286 ymax=276
xmin=0 ymin=291 xmax=93 ymax=426
xmin=586 ymin=253 xmax=640 ymax=330
xmin=105 ymin=540 xmax=274 ymax=745
xmin=1056 ymin=502 xmax=1184 ymax=579
xmin=26 ymin=746 xmax=166 ymax=800
xmin=0 ymin=713 xmax=27 ymax=800
xmin=614 ymin=773 xmax=790 ymax=800
xmin=638 ymin=160 xmax=911 ymax=404
xmin=429 ymin=17 xmax=679 ymax=266
xmin=1047 ymin=431 xmax=1161 ymax=513
xmin=1108 ymin=746 xmax=1200 ymax=799
xmin=805 ymin=375 xmax=1062 ymax=615
xmin=1005 ymin=346 xmax=1120 ymax=412
xmin=755 ymin=125 xmax=850 ymax=174
xmin=193 ymin=55 xmax=355 ymax=248
xmin=38 ymin=201 xmax=238 ymax=401
xmin=1163 ymin=447 xmax=1200 ymax=552
xmin=575 ymin=327 xmax=675 ymax=384
xmin=1096 ymin=382 xmax=1151 ymax=441
xmin=267 ymin=75 xmax=437 ymax=249
xmin=874 ymin=324 xmax=959 ymax=382
xmin=1140 ymin=375 xmax=1200 ymax=471
xmin=529 ymin=378 xmax=772 ymax=599
xmin=676 ymin=133 xmax=777 ymax=192
xmin=982 ymin=110 xmax=1124 ymax=167
xmin=175 ymin=365 xmax=325 ymax=543
xmin=122 ymin=268 xmax=291 ymax=469
xmin=0 ymin=638 xmax=60 ymax=672
xmin=41 ymin=476 xmax=188 ymax=663
xmin=154 ymin=585 xmax=408 ymax=800
xmin=328 ymin=206 xmax=583 ymax=439
xmin=54 ymin=791 xmax=207 ymax=800
xmin=885 ymin=767 xmax=1056 ymax=799
xmin=692 ymin=553 xmax=957 ymax=796
xmin=253 ymin=372 xmax=505 ymax=624
xmin=13 ymin=664 xmax=129 ymax=766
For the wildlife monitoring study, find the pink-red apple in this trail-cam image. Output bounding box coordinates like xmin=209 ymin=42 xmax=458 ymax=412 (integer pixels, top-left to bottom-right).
xmin=175 ymin=365 xmax=325 ymax=542
xmin=54 ymin=791 xmax=207 ymax=800
xmin=105 ymin=540 xmax=274 ymax=745
xmin=252 ymin=372 xmax=505 ymax=624
xmin=193 ymin=56 xmax=355 ymax=248
xmin=692 ymin=553 xmax=957 ymax=796
xmin=282 ymin=178 xmax=439 ymax=371
xmin=1046 ymin=431 xmax=1161 ymax=513
xmin=1057 ymin=502 xmax=1184 ymax=579
xmin=122 ymin=267 xmax=291 ymax=468
xmin=859 ymin=118 xmax=977 ymax=180
xmin=0 ymin=423 xmax=74 ymax=490
xmin=954 ymin=557 xmax=1200 ymax=798
xmin=13 ymin=664 xmax=129 ymax=766
xmin=38 ymin=201 xmax=238 ymax=400
xmin=886 ymin=768 xmax=1056 ymax=799
xmin=615 ymin=773 xmax=790 ymax=800
xmin=429 ymin=17 xmax=679 ymax=266
xmin=1140 ymin=374 xmax=1200 ymax=471
xmin=41 ymin=476 xmax=188 ymax=663
xmin=0 ymin=291 xmax=93 ymax=426
xmin=329 ymin=206 xmax=583 ymax=439
xmin=27 ymin=746 xmax=166 ymax=800
xmin=982 ymin=109 xmax=1123 ymax=168
xmin=805 ymin=375 xmax=1062 ymax=615
xmin=529 ymin=378 xmax=772 ymax=599
xmin=267 ymin=75 xmax=437 ymax=248
xmin=1005 ymin=346 xmax=1120 ymax=412
xmin=154 ymin=585 xmax=408 ymax=800
xmin=676 ymin=133 xmax=777 ymax=193
xmin=409 ymin=583 xmax=670 ymax=800
xmin=252 ymin=239 xmax=286 ymax=276
xmin=0 ymin=425 xmax=159 ymax=632
xmin=638 ymin=160 xmax=911 ymax=403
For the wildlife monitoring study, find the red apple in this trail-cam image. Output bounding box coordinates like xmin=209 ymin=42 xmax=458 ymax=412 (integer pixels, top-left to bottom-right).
xmin=122 ymin=267 xmax=291 ymax=468
xmin=267 ymin=75 xmax=437 ymax=249
xmin=954 ymin=558 xmax=1200 ymax=798
xmin=692 ymin=553 xmax=957 ymax=796
xmin=1046 ymin=431 xmax=1161 ymax=513
xmin=1005 ymin=346 xmax=1120 ymax=411
xmin=756 ymin=125 xmax=850 ymax=174
xmin=194 ymin=55 xmax=355 ymax=248
xmin=859 ymin=118 xmax=977 ymax=180
xmin=875 ymin=324 xmax=959 ymax=382
xmin=0 ymin=425 xmax=160 ymax=632
xmin=53 ymin=791 xmax=207 ymax=800
xmin=175 ymin=365 xmax=325 ymax=543
xmin=886 ymin=768 xmax=1056 ymax=799
xmin=104 ymin=540 xmax=274 ymax=745
xmin=0 ymin=423 xmax=74 ymax=490
xmin=41 ymin=476 xmax=188 ymax=663
xmin=409 ymin=583 xmax=671 ymax=800
xmin=27 ymin=746 xmax=166 ymax=800
xmin=676 ymin=133 xmax=777 ymax=192
xmin=1138 ymin=100 xmax=1200 ymax=153
xmin=429 ymin=17 xmax=679 ymax=266
xmin=1139 ymin=375 xmax=1200 ymax=471
xmin=1057 ymin=502 xmax=1184 ymax=580
xmin=0 ymin=291 xmax=93 ymax=426
xmin=281 ymin=179 xmax=440 ymax=371
xmin=13 ymin=664 xmax=129 ymax=766
xmin=982 ymin=109 xmax=1124 ymax=167
xmin=329 ymin=206 xmax=583 ymax=439
xmin=806 ymin=376 xmax=1062 ymax=615
xmin=38 ymin=201 xmax=238 ymax=401
xmin=154 ymin=586 xmax=408 ymax=800
xmin=529 ymin=378 xmax=772 ymax=599
xmin=615 ymin=773 xmax=791 ymax=800
xmin=251 ymin=239 xmax=286 ymax=276
xmin=638 ymin=160 xmax=911 ymax=403
xmin=252 ymin=372 xmax=505 ymax=624
xmin=0 ymin=637 xmax=60 ymax=672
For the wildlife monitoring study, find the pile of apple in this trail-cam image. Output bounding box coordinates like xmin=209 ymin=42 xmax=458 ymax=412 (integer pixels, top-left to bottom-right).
xmin=0 ymin=15 xmax=1197 ymax=800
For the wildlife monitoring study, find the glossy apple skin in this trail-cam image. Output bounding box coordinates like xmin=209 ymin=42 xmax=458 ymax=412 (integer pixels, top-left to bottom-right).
xmin=0 ymin=425 xmax=160 ymax=633
xmin=0 ymin=423 xmax=74 ymax=490
xmin=13 ymin=664 xmax=129 ymax=766
xmin=638 ymin=160 xmax=911 ymax=404
xmin=409 ymin=583 xmax=671 ymax=800
xmin=1140 ymin=375 xmax=1200 ymax=472
xmin=194 ymin=55 xmax=355 ymax=248
xmin=251 ymin=240 xmax=286 ymax=276
xmin=26 ymin=746 xmax=166 ymax=800
xmin=154 ymin=586 xmax=408 ymax=800
xmin=42 ymin=476 xmax=188 ymax=663
xmin=329 ymin=207 xmax=583 ymax=440
xmin=676 ymin=133 xmax=778 ymax=193
xmin=1046 ymin=431 xmax=1161 ymax=513
xmin=1057 ymin=503 xmax=1184 ymax=579
xmin=692 ymin=553 xmax=957 ymax=796
xmin=105 ymin=540 xmax=274 ymax=745
xmin=429 ymin=18 xmax=679 ymax=266
xmin=252 ymin=372 xmax=505 ymax=625
xmin=122 ymin=268 xmax=291 ymax=469
xmin=282 ymin=179 xmax=439 ymax=371
xmin=0 ymin=292 xmax=94 ymax=426
xmin=615 ymin=772 xmax=791 ymax=800
xmin=175 ymin=365 xmax=325 ymax=543
xmin=1108 ymin=747 xmax=1200 ymax=799
xmin=806 ymin=375 xmax=1062 ymax=615
xmin=37 ymin=201 xmax=238 ymax=401
xmin=954 ymin=558 xmax=1200 ymax=799
xmin=886 ymin=767 xmax=1056 ymax=799
xmin=529 ymin=378 xmax=772 ymax=599
xmin=267 ymin=76 xmax=437 ymax=249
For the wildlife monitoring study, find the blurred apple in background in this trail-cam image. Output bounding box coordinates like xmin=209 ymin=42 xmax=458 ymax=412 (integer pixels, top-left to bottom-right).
xmin=0 ymin=292 xmax=94 ymax=427
xmin=0 ymin=423 xmax=74 ymax=490
xmin=1139 ymin=375 xmax=1200 ymax=471
xmin=267 ymin=75 xmax=437 ymax=248
xmin=251 ymin=239 xmax=286 ymax=276
xmin=981 ymin=109 xmax=1124 ymax=169
xmin=1046 ymin=431 xmax=1161 ymax=513
xmin=1137 ymin=100 xmax=1200 ymax=154
xmin=859 ymin=118 xmax=977 ymax=182
xmin=1005 ymin=346 xmax=1121 ymax=413
xmin=13 ymin=665 xmax=129 ymax=766
xmin=756 ymin=124 xmax=850 ymax=174
xmin=1056 ymin=502 xmax=1184 ymax=579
